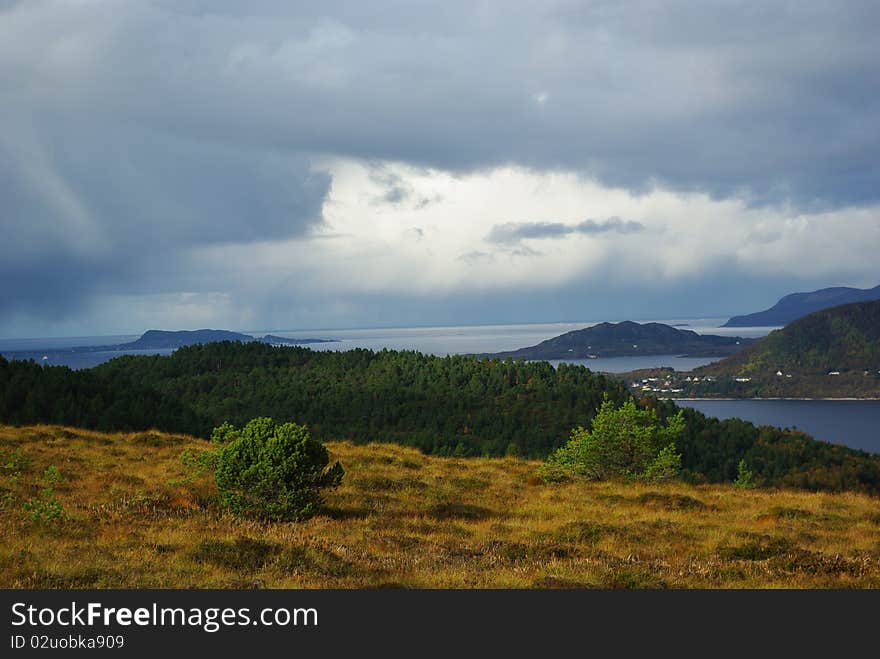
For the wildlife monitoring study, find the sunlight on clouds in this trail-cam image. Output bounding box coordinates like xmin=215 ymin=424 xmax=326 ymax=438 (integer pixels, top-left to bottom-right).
xmin=179 ymin=157 xmax=880 ymax=330
xmin=310 ymin=159 xmax=880 ymax=295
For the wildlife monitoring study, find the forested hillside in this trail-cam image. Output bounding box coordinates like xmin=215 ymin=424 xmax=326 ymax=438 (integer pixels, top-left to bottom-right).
xmin=697 ymin=301 xmax=880 ymax=397
xmin=1 ymin=342 xmax=879 ymax=492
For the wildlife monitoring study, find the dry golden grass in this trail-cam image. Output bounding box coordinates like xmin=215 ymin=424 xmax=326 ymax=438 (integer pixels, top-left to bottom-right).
xmin=1 ymin=424 xmax=878 ymax=589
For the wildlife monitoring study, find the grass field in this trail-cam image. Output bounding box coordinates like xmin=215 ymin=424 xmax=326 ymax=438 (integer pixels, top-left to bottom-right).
xmin=1 ymin=424 xmax=878 ymax=588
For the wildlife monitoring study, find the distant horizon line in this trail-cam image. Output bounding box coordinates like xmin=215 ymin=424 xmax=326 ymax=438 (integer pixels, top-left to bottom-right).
xmin=0 ymin=314 xmax=751 ymax=343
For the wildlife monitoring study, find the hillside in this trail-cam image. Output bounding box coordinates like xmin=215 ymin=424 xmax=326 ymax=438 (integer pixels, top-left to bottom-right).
xmin=2 ymin=425 xmax=878 ymax=589
xmin=482 ymin=321 xmax=754 ymax=359
xmin=723 ymin=284 xmax=880 ymax=327
xmin=3 ymin=343 xmax=880 ymax=492
xmin=694 ymin=301 xmax=880 ymax=398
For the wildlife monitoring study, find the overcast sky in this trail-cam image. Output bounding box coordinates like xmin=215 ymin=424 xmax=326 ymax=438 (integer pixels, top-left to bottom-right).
xmin=2 ymin=0 xmax=879 ymax=337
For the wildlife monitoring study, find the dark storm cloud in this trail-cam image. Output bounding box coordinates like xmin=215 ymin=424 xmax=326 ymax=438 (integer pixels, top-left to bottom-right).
xmin=487 ymin=218 xmax=645 ymax=244
xmin=1 ymin=1 xmax=878 ymax=331
xmin=0 ymin=117 xmax=328 ymax=318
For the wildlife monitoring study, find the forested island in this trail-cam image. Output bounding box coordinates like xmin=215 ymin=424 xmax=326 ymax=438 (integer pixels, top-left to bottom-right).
xmin=2 ymin=341 xmax=879 ymax=493
xmin=0 ymin=328 xmax=337 ymax=364
xmin=480 ymin=321 xmax=754 ymax=360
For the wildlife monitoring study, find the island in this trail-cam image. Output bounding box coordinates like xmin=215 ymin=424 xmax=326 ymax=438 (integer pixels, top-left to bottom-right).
xmin=478 ymin=321 xmax=755 ymax=360
xmin=1 ymin=328 xmax=339 ymax=365
xmin=125 ymin=329 xmax=255 ymax=349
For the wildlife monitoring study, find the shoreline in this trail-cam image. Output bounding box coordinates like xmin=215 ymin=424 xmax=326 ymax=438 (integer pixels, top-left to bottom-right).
xmin=666 ymin=397 xmax=880 ymax=402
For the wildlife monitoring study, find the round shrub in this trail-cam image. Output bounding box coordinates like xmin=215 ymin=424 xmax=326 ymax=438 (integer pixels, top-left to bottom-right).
xmin=212 ymin=417 xmax=344 ymax=521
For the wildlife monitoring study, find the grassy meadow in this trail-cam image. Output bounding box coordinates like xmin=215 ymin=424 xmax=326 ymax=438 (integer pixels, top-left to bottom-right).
xmin=1 ymin=424 xmax=879 ymax=589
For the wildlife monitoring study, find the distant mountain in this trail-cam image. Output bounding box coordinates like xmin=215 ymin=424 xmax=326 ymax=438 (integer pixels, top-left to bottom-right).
xmin=481 ymin=321 xmax=755 ymax=360
xmin=124 ymin=329 xmax=337 ymax=349
xmin=125 ymin=329 xmax=253 ymax=349
xmin=258 ymin=334 xmax=335 ymax=345
xmin=695 ymin=301 xmax=880 ymax=397
xmin=723 ymin=284 xmax=880 ymax=327
xmin=1 ymin=330 xmax=339 ymax=367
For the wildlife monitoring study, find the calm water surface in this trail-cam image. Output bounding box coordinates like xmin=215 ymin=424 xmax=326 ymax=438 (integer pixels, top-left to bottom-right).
xmin=678 ymin=399 xmax=880 ymax=454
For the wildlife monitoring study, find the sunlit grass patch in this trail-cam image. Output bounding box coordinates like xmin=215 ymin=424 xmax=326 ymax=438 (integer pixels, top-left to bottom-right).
xmin=1 ymin=424 xmax=878 ymax=589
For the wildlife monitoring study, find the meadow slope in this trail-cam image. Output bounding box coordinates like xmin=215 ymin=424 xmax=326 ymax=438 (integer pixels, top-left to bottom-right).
xmin=1 ymin=425 xmax=878 ymax=589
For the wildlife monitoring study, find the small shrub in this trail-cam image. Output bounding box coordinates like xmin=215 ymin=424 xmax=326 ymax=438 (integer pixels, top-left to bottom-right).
xmin=734 ymin=459 xmax=756 ymax=489
xmin=42 ymin=465 xmax=62 ymax=485
xmin=23 ymin=487 xmax=64 ymax=523
xmin=23 ymin=465 xmax=65 ymax=522
xmin=542 ymin=397 xmax=684 ymax=482
xmin=213 ymin=418 xmax=344 ymax=521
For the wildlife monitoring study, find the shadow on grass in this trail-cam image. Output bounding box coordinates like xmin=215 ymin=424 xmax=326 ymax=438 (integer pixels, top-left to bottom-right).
xmin=425 ymin=502 xmax=495 ymax=521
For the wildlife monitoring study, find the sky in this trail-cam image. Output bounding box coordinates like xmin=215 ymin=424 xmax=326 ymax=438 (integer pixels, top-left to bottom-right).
xmin=2 ymin=0 xmax=879 ymax=337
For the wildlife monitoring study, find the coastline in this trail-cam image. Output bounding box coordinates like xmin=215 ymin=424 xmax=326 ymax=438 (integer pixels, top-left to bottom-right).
xmin=666 ymin=396 xmax=880 ymax=401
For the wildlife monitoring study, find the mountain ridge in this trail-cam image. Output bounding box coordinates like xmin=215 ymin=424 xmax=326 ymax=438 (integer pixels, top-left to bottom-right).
xmin=723 ymin=284 xmax=880 ymax=327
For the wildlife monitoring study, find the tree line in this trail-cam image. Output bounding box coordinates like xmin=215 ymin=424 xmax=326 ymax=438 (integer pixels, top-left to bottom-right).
xmin=1 ymin=342 xmax=879 ymax=493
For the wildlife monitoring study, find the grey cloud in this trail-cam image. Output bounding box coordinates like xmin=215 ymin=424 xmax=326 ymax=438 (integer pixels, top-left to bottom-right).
xmin=1 ymin=1 xmax=879 ymax=333
xmin=458 ymin=250 xmax=494 ymax=265
xmin=510 ymin=245 xmax=543 ymax=258
xmin=0 ymin=118 xmax=328 ymax=319
xmin=369 ymin=167 xmax=410 ymax=205
xmin=746 ymin=228 xmax=783 ymax=244
xmin=415 ymin=195 xmax=442 ymax=210
xmin=369 ymin=166 xmax=441 ymax=209
xmin=5 ymin=1 xmax=877 ymax=208
xmin=487 ymin=218 xmax=646 ymax=244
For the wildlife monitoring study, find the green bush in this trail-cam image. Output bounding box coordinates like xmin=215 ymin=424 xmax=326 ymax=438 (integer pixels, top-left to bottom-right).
xmin=23 ymin=487 xmax=64 ymax=523
xmin=212 ymin=417 xmax=344 ymax=521
xmin=733 ymin=459 xmax=756 ymax=489
xmin=23 ymin=464 xmax=65 ymax=523
xmin=539 ymin=397 xmax=684 ymax=482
